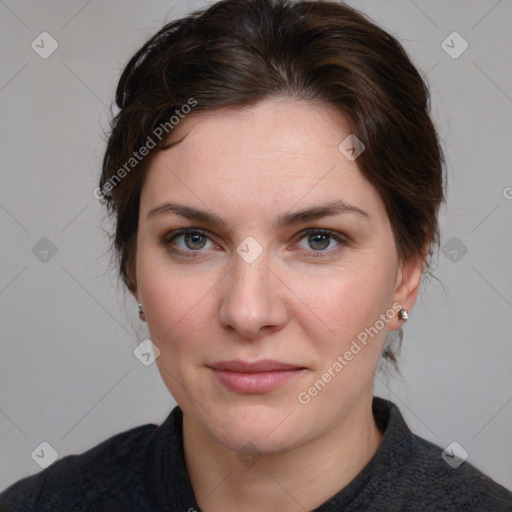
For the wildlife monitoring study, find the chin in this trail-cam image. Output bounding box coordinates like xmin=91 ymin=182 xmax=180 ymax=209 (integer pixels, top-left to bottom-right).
xmin=205 ymin=401 xmax=309 ymax=454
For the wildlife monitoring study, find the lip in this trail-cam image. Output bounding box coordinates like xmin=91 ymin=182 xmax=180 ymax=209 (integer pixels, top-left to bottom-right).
xmin=208 ymin=359 xmax=306 ymax=393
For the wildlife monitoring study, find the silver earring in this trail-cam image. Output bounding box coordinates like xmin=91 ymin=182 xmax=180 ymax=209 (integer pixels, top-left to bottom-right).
xmin=138 ymin=303 xmax=146 ymax=321
xmin=398 ymin=308 xmax=408 ymax=322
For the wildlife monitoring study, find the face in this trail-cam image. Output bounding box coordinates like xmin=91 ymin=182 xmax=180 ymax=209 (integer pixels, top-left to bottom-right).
xmin=135 ymin=98 xmax=420 ymax=454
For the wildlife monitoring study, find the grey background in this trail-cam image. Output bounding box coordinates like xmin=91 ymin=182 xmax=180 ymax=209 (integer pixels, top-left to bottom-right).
xmin=1 ymin=0 xmax=511 ymax=492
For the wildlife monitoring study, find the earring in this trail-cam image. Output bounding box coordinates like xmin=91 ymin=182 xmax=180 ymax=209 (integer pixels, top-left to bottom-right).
xmin=398 ymin=308 xmax=408 ymax=322
xmin=138 ymin=303 xmax=146 ymax=322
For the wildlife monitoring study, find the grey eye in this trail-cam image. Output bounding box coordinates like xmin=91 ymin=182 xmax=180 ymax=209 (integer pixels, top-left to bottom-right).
xmin=184 ymin=233 xmax=207 ymax=250
xmin=307 ymin=232 xmax=331 ymax=250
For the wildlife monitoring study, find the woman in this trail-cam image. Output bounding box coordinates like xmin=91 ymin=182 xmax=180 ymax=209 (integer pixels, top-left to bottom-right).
xmin=1 ymin=0 xmax=510 ymax=510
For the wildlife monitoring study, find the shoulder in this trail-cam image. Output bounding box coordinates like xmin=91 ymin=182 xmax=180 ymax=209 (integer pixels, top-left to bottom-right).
xmin=0 ymin=422 xmax=158 ymax=512
xmin=375 ymin=398 xmax=512 ymax=511
xmin=406 ymin=433 xmax=511 ymax=510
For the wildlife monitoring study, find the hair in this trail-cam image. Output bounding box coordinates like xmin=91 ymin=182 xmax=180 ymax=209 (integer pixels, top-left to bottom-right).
xmin=100 ymin=0 xmax=445 ymax=365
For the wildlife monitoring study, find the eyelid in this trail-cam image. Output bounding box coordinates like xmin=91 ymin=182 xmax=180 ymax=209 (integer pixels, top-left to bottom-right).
xmin=162 ymin=227 xmax=209 ymax=244
xmin=162 ymin=227 xmax=219 ymax=253
xmin=296 ymin=228 xmax=350 ymax=245
xmin=161 ymin=227 xmax=350 ymax=257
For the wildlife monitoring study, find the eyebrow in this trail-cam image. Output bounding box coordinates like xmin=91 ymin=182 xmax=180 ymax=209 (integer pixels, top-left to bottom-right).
xmin=275 ymin=200 xmax=368 ymax=228
xmin=146 ymin=200 xmax=369 ymax=230
xmin=147 ymin=203 xmax=228 ymax=229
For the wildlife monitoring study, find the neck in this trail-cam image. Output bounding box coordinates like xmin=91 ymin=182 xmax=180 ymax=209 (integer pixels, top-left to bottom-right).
xmin=183 ymin=395 xmax=383 ymax=512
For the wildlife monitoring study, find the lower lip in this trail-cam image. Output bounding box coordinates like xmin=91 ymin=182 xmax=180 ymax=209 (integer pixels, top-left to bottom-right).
xmin=211 ymin=368 xmax=304 ymax=393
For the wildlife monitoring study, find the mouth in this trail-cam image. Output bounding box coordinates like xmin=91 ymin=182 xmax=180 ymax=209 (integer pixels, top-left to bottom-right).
xmin=208 ymin=359 xmax=307 ymax=393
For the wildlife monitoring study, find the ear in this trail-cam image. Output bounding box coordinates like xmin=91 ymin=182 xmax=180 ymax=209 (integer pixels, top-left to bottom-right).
xmin=388 ymin=253 xmax=424 ymax=331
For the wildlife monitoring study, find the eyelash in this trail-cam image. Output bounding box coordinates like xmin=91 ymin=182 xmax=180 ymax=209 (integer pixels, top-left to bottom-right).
xmin=161 ymin=227 xmax=349 ymax=258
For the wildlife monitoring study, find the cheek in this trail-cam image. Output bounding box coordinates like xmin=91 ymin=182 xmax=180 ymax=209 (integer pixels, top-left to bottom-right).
xmin=289 ymin=261 xmax=394 ymax=345
xmin=136 ymin=248 xmax=220 ymax=353
xmin=139 ymin=263 xmax=221 ymax=403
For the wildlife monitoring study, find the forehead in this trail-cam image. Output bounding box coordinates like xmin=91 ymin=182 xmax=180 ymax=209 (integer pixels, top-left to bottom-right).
xmin=140 ymin=98 xmax=386 ymax=223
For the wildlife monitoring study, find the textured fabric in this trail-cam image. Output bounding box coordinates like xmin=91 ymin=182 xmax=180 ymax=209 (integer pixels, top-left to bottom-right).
xmin=1 ymin=397 xmax=510 ymax=511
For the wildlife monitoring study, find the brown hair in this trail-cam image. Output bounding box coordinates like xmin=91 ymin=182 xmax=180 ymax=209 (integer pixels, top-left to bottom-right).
xmin=100 ymin=0 xmax=444 ymax=362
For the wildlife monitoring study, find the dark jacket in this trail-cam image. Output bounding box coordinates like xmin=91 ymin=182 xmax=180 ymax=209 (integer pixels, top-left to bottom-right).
xmin=1 ymin=397 xmax=511 ymax=511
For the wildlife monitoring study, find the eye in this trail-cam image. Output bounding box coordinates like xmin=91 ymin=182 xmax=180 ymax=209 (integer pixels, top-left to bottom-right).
xmin=164 ymin=229 xmax=216 ymax=253
xmin=296 ymin=229 xmax=347 ymax=252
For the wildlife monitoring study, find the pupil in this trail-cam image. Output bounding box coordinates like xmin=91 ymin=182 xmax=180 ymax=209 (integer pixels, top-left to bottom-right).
xmin=309 ymin=233 xmax=329 ymax=250
xmin=185 ymin=233 xmax=206 ymax=250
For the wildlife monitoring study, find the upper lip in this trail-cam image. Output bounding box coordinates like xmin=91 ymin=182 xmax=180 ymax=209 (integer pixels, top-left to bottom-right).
xmin=208 ymin=359 xmax=304 ymax=373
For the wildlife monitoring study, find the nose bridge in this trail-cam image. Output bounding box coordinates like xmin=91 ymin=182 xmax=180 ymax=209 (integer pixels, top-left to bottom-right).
xmin=218 ymin=250 xmax=286 ymax=337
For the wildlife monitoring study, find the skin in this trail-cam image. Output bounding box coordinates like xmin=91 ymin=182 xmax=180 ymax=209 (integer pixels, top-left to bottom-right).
xmin=135 ymin=97 xmax=424 ymax=512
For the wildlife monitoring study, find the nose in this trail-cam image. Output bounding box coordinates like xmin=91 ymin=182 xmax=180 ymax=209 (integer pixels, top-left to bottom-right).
xmin=218 ymin=252 xmax=289 ymax=339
